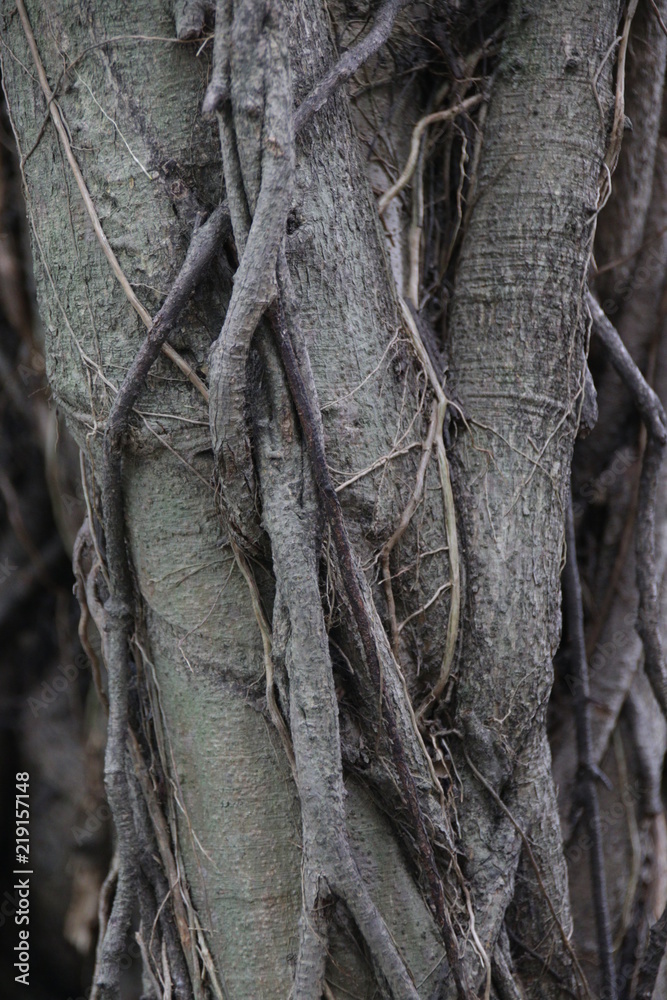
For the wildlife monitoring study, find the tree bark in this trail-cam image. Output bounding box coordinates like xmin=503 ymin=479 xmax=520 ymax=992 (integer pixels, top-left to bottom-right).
xmin=446 ymin=2 xmax=621 ymax=994
xmin=0 ymin=0 xmax=635 ymax=997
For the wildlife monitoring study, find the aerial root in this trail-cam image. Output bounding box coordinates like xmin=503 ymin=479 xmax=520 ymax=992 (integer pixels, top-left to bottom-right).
xmin=90 ymin=857 xmax=135 ymax=1000
xmin=207 ymin=0 xmax=294 ymax=552
xmin=397 ymin=299 xmax=461 ymax=719
xmin=255 ymin=334 xmax=421 ymax=998
xmin=634 ymin=900 xmax=667 ymax=1000
xmin=293 ymin=0 xmax=413 ymax=131
xmin=266 ymin=264 xmax=473 ymax=998
xmin=230 ymin=538 xmax=296 ymax=772
xmin=203 ymin=0 xmax=465 ymax=553
xmin=85 ymin=593 xmax=139 ymax=1000
xmin=460 ymin=743 xmax=591 ymax=999
xmin=563 ymin=492 xmax=616 ymax=1000
xmin=378 ymin=95 xmax=484 ymax=217
xmin=293 ymin=851 xmax=423 ymax=1000
xmin=381 ymin=399 xmax=438 ymax=653
xmin=73 ymin=519 xmax=109 ymax=712
xmin=127 ymin=754 xmax=194 ymax=1000
xmin=588 ymin=292 xmax=667 ymax=724
xmin=491 ymin=940 xmax=523 ymax=1000
xmin=293 ymin=854 xmax=427 ymax=1000
xmin=293 ymin=876 xmax=328 ymax=1000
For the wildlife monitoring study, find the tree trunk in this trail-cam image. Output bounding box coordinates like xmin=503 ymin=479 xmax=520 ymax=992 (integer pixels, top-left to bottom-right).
xmin=3 ymin=0 xmax=660 ymax=998
xmin=446 ymin=4 xmax=621 ymax=994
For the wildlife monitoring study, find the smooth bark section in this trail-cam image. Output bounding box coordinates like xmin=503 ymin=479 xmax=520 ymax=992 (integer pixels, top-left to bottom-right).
xmin=447 ymin=1 xmax=621 ymax=994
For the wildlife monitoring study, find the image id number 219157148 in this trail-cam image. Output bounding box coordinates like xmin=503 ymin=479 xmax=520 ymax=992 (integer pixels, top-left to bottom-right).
xmin=14 ymin=773 xmax=30 ymax=986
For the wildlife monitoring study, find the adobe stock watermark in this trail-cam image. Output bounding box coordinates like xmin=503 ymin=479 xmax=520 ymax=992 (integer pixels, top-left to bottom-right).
xmin=71 ymin=800 xmax=112 ymax=849
xmin=15 ymin=348 xmax=46 ymax=389
xmin=572 ymin=445 xmax=639 ymax=519
xmin=60 ymin=479 xmax=87 ymax=518
xmin=0 ymin=773 xmax=33 ymax=986
xmin=562 ymin=606 xmax=645 ymax=705
xmin=27 ymin=653 xmax=91 ymax=717
xmin=564 ymin=778 xmax=642 ymax=867
xmin=600 ymin=238 xmax=667 ymax=319
xmin=64 ymin=937 xmax=142 ymax=1000
xmin=0 ymin=556 xmax=18 ymax=584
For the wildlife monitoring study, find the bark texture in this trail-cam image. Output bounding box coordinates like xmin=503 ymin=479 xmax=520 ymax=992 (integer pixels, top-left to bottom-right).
xmin=1 ymin=0 xmax=452 ymax=994
xmin=446 ymin=2 xmax=621 ymax=994
xmin=3 ymin=0 xmax=655 ymax=998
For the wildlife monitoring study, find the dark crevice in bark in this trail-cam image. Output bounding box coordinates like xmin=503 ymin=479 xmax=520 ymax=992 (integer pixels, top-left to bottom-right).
xmin=563 ymin=491 xmax=616 ymax=1000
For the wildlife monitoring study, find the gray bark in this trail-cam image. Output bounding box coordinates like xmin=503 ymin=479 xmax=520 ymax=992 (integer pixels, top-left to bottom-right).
xmin=0 ymin=0 xmax=629 ymax=997
xmin=446 ymin=2 xmax=621 ymax=994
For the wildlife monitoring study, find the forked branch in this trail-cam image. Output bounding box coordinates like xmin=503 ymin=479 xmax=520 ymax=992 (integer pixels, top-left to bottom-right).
xmin=293 ymin=0 xmax=414 ymax=132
